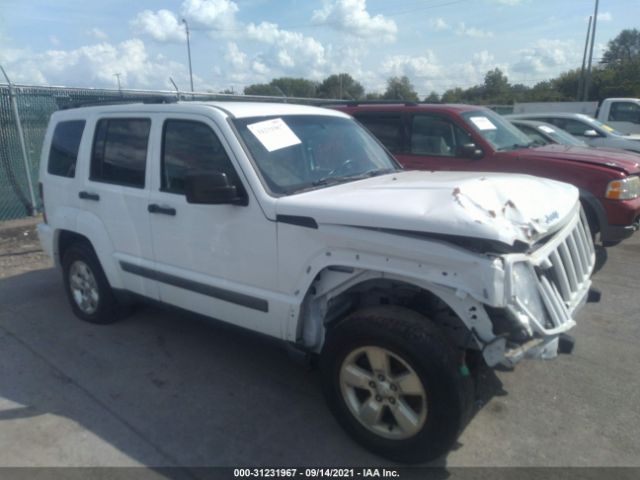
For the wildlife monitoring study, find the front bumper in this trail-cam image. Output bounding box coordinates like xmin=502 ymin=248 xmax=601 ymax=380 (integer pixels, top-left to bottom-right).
xmin=37 ymin=223 xmax=56 ymax=263
xmin=601 ymin=196 xmax=640 ymax=243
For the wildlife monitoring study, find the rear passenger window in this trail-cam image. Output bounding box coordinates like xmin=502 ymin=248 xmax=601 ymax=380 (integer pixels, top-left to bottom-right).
xmin=90 ymin=118 xmax=150 ymax=188
xmin=354 ymin=114 xmax=403 ymax=153
xmin=48 ymin=120 xmax=86 ymax=177
xmin=161 ymin=120 xmax=243 ymax=195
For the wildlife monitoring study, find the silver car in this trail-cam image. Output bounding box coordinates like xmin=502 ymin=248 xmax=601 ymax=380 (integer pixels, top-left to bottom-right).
xmin=506 ymin=112 xmax=640 ymax=153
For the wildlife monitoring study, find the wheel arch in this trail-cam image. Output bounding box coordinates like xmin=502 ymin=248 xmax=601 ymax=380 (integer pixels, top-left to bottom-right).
xmin=296 ymin=266 xmax=495 ymax=357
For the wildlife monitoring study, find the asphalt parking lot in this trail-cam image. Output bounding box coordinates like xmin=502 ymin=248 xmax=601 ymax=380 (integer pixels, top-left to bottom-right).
xmin=0 ymin=218 xmax=639 ymax=470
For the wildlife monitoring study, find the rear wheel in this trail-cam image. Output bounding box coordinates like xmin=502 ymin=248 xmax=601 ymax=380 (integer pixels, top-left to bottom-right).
xmin=320 ymin=306 xmax=472 ymax=463
xmin=62 ymin=242 xmax=121 ymax=324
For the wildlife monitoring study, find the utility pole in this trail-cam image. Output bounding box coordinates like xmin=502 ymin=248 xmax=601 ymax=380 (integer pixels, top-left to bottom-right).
xmin=182 ymin=18 xmax=194 ymax=92
xmin=114 ymin=73 xmax=122 ymax=92
xmin=577 ymin=16 xmax=592 ymax=100
xmin=583 ymin=0 xmax=599 ymax=101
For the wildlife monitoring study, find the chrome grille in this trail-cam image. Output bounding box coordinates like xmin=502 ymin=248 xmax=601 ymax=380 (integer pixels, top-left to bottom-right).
xmin=538 ymin=209 xmax=595 ymax=330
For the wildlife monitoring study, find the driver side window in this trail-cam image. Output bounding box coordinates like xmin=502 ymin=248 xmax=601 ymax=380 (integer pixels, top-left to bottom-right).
xmin=161 ymin=120 xmax=243 ymax=195
xmin=410 ymin=115 xmax=471 ymax=157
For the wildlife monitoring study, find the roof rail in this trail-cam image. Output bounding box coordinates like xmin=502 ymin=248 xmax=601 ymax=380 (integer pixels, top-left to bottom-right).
xmin=319 ymin=100 xmax=421 ymax=107
xmin=58 ymin=95 xmax=178 ymax=110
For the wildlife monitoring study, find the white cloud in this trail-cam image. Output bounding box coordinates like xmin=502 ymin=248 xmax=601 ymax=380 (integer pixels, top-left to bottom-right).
xmin=378 ymin=49 xmax=507 ymax=95
xmin=86 ymin=28 xmax=108 ymax=40
xmin=490 ymin=0 xmax=526 ymax=5
xmin=224 ymin=42 xmax=246 ymax=68
xmin=512 ymin=39 xmax=579 ymax=75
xmin=2 ymin=39 xmax=199 ymax=90
xmin=245 ymin=22 xmax=327 ymax=75
xmin=49 ymin=35 xmax=61 ymax=46
xmin=312 ymin=0 xmax=397 ymax=42
xmin=429 ymin=17 xmax=450 ymax=31
xmin=455 ymin=22 xmax=494 ymax=38
xmin=428 ymin=18 xmax=493 ymax=38
xmin=180 ymin=0 xmax=238 ymax=30
xmin=382 ymin=50 xmax=443 ymax=80
xmin=131 ymin=10 xmax=185 ymax=43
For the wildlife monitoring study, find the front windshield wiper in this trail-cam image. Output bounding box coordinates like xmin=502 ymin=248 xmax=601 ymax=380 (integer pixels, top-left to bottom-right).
xmin=313 ymin=168 xmax=396 ymax=186
xmin=292 ymin=168 xmax=397 ymax=194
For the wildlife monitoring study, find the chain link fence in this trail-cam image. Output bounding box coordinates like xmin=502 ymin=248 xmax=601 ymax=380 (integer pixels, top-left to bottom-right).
xmin=0 ymin=82 xmax=321 ymax=222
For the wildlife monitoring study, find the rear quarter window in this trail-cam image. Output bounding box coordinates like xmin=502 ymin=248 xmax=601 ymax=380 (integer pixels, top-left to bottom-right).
xmin=354 ymin=114 xmax=403 ymax=153
xmin=47 ymin=120 xmax=86 ymax=178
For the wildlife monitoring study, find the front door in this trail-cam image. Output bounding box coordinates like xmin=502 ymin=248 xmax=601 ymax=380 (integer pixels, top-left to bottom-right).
xmin=146 ymin=115 xmax=279 ymax=336
xmin=396 ymin=113 xmax=479 ymax=171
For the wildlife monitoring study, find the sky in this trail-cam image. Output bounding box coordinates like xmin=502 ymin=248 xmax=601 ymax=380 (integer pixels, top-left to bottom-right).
xmin=0 ymin=0 xmax=637 ymax=96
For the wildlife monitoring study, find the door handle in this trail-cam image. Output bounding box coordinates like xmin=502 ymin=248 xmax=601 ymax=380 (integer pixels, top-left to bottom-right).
xmin=78 ymin=191 xmax=100 ymax=201
xmin=148 ymin=204 xmax=176 ymax=216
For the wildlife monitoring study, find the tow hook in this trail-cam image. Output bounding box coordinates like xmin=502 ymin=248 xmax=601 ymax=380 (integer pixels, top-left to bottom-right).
xmin=587 ymin=288 xmax=602 ymax=303
xmin=558 ymin=333 xmax=576 ymax=355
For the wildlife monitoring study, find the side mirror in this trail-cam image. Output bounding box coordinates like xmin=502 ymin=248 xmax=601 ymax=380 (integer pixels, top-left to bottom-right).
xmin=583 ymin=129 xmax=600 ymax=138
xmin=459 ymin=143 xmax=484 ymax=159
xmin=185 ymin=171 xmax=247 ymax=205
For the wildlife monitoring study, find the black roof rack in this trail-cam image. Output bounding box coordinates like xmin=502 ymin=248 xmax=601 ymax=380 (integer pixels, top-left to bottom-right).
xmin=319 ymin=100 xmax=421 ymax=107
xmin=58 ymin=95 xmax=178 ymax=110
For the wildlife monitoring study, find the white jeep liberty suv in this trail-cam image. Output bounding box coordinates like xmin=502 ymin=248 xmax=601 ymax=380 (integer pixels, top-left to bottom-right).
xmin=38 ymin=101 xmax=596 ymax=462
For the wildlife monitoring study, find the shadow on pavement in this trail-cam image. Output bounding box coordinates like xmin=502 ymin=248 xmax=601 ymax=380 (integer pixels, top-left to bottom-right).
xmin=0 ymin=268 xmax=506 ymax=475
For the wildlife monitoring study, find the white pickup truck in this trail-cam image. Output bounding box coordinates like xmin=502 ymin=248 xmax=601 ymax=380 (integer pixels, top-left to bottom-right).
xmin=37 ymin=100 xmax=596 ymax=462
xmin=514 ymin=98 xmax=640 ymax=135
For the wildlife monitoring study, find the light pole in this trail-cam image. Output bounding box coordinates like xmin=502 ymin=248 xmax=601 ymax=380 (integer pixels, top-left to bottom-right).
xmin=114 ymin=72 xmax=122 ymax=92
xmin=182 ymin=18 xmax=194 ymax=92
xmin=583 ymin=0 xmax=599 ymax=101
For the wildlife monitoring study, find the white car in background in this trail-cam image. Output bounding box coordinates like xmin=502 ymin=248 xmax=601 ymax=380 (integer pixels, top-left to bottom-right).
xmin=507 ymin=112 xmax=640 ymax=153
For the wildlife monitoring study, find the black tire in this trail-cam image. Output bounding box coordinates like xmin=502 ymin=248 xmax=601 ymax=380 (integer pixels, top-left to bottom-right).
xmin=320 ymin=306 xmax=472 ymax=464
xmin=61 ymin=242 xmax=121 ymax=324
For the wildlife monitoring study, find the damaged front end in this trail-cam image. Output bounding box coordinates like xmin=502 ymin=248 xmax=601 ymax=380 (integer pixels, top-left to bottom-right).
xmin=488 ymin=207 xmax=596 ymax=366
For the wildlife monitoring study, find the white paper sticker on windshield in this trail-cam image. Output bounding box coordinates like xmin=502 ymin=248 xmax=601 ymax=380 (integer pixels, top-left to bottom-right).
xmin=469 ymin=116 xmax=497 ymax=131
xmin=247 ymin=118 xmax=301 ymax=152
xmin=539 ymin=125 xmax=555 ymax=133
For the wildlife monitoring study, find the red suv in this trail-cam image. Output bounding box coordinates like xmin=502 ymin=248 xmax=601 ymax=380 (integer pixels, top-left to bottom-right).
xmin=331 ymin=103 xmax=640 ymax=245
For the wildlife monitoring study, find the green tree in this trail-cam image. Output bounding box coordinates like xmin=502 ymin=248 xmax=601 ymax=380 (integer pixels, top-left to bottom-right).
xmin=244 ymin=83 xmax=281 ymax=96
xmin=270 ymin=77 xmax=318 ymax=97
xmin=441 ymin=87 xmax=464 ymax=103
xmin=483 ymin=68 xmax=510 ymax=99
xmin=424 ymin=91 xmax=440 ymax=103
xmin=244 ymin=77 xmax=318 ymax=97
xmin=602 ymin=28 xmax=640 ymax=65
xmin=317 ymin=73 xmax=364 ymax=99
xmin=382 ymin=76 xmax=419 ymax=101
xmin=552 ymin=69 xmax=581 ymax=100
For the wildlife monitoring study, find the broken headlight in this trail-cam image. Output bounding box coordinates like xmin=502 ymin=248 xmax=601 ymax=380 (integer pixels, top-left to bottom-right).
xmin=511 ymin=262 xmax=549 ymax=327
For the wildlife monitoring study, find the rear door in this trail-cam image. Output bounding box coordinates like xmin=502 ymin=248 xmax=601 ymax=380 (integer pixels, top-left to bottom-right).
xmin=80 ymin=115 xmax=159 ymax=299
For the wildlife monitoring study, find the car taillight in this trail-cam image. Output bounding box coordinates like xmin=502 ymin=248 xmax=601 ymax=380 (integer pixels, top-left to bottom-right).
xmin=39 ymin=182 xmax=47 ymax=224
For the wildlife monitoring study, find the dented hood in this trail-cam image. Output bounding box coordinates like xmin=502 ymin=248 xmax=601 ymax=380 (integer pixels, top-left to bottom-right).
xmin=521 ymin=144 xmax=640 ymax=174
xmin=276 ymin=170 xmax=579 ymax=247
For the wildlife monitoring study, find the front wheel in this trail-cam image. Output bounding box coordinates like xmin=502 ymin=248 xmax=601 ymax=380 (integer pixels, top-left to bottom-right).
xmin=320 ymin=306 xmax=472 ymax=463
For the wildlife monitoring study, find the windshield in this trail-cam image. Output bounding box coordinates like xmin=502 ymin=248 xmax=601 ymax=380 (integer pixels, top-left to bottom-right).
xmin=233 ymin=115 xmax=398 ymax=195
xmin=539 ymin=124 xmax=588 ymax=146
xmin=461 ymin=110 xmax=534 ymax=151
xmin=588 ymin=118 xmax=624 ymax=136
